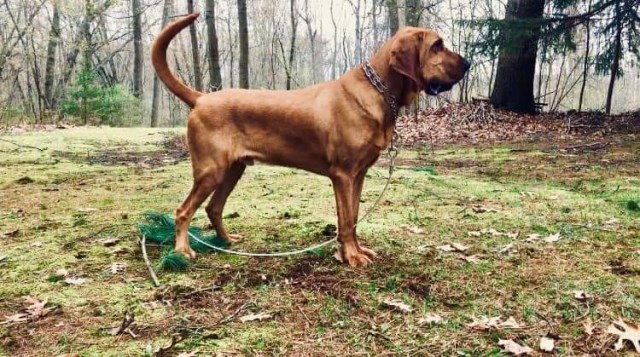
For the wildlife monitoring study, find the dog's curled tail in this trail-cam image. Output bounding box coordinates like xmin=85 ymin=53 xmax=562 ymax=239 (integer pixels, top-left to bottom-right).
xmin=151 ymin=13 xmax=202 ymax=107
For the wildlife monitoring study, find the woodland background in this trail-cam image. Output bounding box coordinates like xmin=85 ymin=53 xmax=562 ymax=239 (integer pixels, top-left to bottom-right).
xmin=0 ymin=0 xmax=639 ymax=127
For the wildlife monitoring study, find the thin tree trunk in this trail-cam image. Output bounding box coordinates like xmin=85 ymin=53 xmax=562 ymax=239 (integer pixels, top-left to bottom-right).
xmin=605 ymin=2 xmax=622 ymax=115
xmin=150 ymin=0 xmax=173 ymax=127
xmin=205 ymin=0 xmax=222 ymax=91
xmin=237 ymin=0 xmax=249 ymax=89
xmin=44 ymin=2 xmax=60 ymax=111
xmin=187 ymin=0 xmax=203 ymax=91
xmin=578 ymin=0 xmax=592 ymax=112
xmin=386 ymin=0 xmax=399 ymax=35
xmin=132 ymin=0 xmax=143 ymax=98
xmin=330 ymin=0 xmax=338 ymax=79
xmin=286 ymin=0 xmax=297 ymax=89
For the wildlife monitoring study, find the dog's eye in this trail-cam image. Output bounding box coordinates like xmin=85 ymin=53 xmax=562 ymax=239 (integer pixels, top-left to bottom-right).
xmin=432 ymin=39 xmax=444 ymax=53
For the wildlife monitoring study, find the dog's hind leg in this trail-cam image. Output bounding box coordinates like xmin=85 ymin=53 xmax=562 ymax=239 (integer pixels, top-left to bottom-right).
xmin=174 ymin=167 xmax=223 ymax=259
xmin=206 ymin=161 xmax=246 ymax=243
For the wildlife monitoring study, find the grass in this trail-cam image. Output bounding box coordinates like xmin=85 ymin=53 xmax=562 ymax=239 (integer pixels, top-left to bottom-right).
xmin=0 ymin=127 xmax=639 ymax=356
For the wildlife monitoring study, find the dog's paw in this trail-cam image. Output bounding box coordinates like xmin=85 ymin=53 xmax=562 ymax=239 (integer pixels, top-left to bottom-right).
xmin=175 ymin=246 xmax=197 ymax=260
xmin=358 ymin=246 xmax=377 ymax=259
xmin=340 ymin=246 xmax=373 ymax=267
xmin=224 ymin=233 xmax=244 ymax=244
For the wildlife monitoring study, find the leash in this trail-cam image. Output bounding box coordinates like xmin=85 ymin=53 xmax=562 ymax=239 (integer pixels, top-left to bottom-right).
xmin=185 ymin=61 xmax=400 ymax=257
xmin=187 ymin=130 xmax=399 ymax=258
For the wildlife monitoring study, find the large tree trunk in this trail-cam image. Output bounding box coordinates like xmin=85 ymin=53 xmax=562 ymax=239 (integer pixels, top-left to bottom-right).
xmin=237 ymin=0 xmax=249 ymax=89
xmin=44 ymin=2 xmax=60 ymax=111
xmin=605 ymin=1 xmax=622 ymax=115
xmin=490 ymin=0 xmax=546 ymax=113
xmin=386 ymin=0 xmax=399 ymax=35
xmin=150 ymin=0 xmax=173 ymax=127
xmin=205 ymin=0 xmax=222 ymax=91
xmin=132 ymin=0 xmax=143 ymax=98
xmin=187 ymin=0 xmax=203 ymax=91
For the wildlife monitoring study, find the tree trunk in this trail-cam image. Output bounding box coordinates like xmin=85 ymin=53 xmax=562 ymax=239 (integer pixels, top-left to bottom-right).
xmin=397 ymin=0 xmax=406 ymax=28
xmin=205 ymin=0 xmax=222 ymax=91
xmin=490 ymin=0 xmax=545 ymax=113
xmin=237 ymin=0 xmax=249 ymax=89
xmin=132 ymin=0 xmax=143 ymax=98
xmin=353 ymin=0 xmax=362 ymax=64
xmin=577 ymin=0 xmax=591 ymax=112
xmin=286 ymin=0 xmax=297 ymax=90
xmin=187 ymin=0 xmax=203 ymax=91
xmin=605 ymin=2 xmax=622 ymax=115
xmin=405 ymin=0 xmax=420 ymax=26
xmin=386 ymin=0 xmax=399 ymax=35
xmin=330 ymin=0 xmax=338 ymax=79
xmin=44 ymin=2 xmax=60 ymax=111
xmin=150 ymin=0 xmax=173 ymax=127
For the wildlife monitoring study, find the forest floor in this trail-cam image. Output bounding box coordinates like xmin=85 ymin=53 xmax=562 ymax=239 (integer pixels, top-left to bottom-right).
xmin=0 ymin=107 xmax=639 ymax=356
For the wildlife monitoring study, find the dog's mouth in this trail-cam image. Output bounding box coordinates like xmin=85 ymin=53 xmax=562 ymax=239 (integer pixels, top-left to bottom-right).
xmin=425 ymin=82 xmax=453 ymax=96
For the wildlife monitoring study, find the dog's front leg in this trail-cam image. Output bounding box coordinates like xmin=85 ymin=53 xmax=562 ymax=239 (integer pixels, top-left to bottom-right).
xmin=332 ymin=172 xmax=375 ymax=267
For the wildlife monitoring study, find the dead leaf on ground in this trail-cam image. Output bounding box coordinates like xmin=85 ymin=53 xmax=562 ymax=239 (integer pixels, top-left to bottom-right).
xmin=1 ymin=229 xmax=19 ymax=238
xmin=519 ymin=191 xmax=537 ymax=198
xmin=437 ymin=244 xmax=456 ymax=252
xmin=499 ymin=243 xmax=515 ymax=254
xmin=606 ymin=319 xmax=640 ymax=353
xmin=544 ymin=233 xmax=562 ymax=243
xmin=2 ymin=297 xmax=53 ymax=325
xmin=381 ymin=299 xmax=413 ymax=313
xmin=573 ymin=290 xmax=591 ymax=301
xmin=30 ymin=241 xmax=43 ymax=247
xmin=0 ymin=255 xmax=7 ymax=263
xmin=472 ymin=205 xmax=498 ymax=213
xmin=101 ymin=237 xmax=120 ymax=247
xmin=418 ymin=313 xmax=443 ymax=325
xmin=108 ymin=263 xmax=128 ymax=274
xmin=240 ymin=312 xmax=273 ymax=323
xmin=110 ymin=312 xmax=135 ymax=336
xmin=467 ymin=231 xmax=482 ymax=237
xmin=539 ymin=336 xmax=555 ymax=352
xmin=525 ymin=233 xmax=541 ymax=242
xmin=77 ymin=207 xmax=98 ymax=212
xmin=604 ymin=218 xmax=620 ymax=226
xmin=176 ymin=352 xmax=196 ymax=357
xmin=583 ymin=319 xmax=595 ymax=336
xmin=405 ymin=225 xmax=425 ymax=234
xmin=438 ymin=243 xmax=469 ymax=253
xmin=64 ymin=277 xmax=88 ymax=285
xmin=468 ymin=316 xmax=522 ymax=330
xmin=498 ymin=339 xmax=533 ymax=355
xmin=460 ymin=255 xmax=482 ymax=264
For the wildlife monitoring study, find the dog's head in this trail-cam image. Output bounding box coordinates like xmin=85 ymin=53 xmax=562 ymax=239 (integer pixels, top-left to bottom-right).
xmin=389 ymin=27 xmax=470 ymax=96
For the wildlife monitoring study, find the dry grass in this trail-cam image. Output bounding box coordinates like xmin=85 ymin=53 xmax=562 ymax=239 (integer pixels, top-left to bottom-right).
xmin=0 ymin=128 xmax=638 ymax=356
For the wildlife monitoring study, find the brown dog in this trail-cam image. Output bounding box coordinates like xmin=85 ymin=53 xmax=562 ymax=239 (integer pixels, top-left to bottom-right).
xmin=151 ymin=13 xmax=469 ymax=267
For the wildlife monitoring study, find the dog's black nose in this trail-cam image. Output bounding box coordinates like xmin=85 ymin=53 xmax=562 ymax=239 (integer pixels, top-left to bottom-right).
xmin=462 ymin=58 xmax=471 ymax=72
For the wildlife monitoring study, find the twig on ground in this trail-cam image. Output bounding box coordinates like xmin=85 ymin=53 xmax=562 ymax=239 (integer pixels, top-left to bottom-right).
xmin=110 ymin=311 xmax=135 ymax=336
xmin=0 ymin=138 xmax=46 ymax=151
xmin=218 ymin=303 xmax=248 ymax=325
xmin=153 ymin=334 xmax=186 ymax=357
xmin=140 ymin=234 xmax=160 ymax=287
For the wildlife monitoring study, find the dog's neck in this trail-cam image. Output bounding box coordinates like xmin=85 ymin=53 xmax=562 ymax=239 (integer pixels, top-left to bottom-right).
xmin=368 ymin=42 xmax=419 ymax=109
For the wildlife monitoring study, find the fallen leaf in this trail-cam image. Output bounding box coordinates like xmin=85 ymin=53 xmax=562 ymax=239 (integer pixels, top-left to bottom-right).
xmin=1 ymin=229 xmax=19 ymax=238
xmin=604 ymin=218 xmax=620 ymax=226
xmin=240 ymin=312 xmax=273 ymax=323
xmin=30 ymin=241 xmax=43 ymax=247
xmin=176 ymin=353 xmax=196 ymax=357
xmin=573 ymin=290 xmax=591 ymax=301
xmin=64 ymin=277 xmax=87 ymax=285
xmin=467 ymin=231 xmax=482 ymax=237
xmin=0 ymin=255 xmax=7 ymax=263
xmin=498 ymin=339 xmax=533 ymax=355
xmin=461 ymin=255 xmax=481 ymax=264
xmin=437 ymin=244 xmax=456 ymax=252
xmin=519 ymin=191 xmax=537 ymax=198
xmin=468 ymin=316 xmax=522 ymax=330
xmin=405 ymin=226 xmax=424 ymax=234
xmin=472 ymin=205 xmax=498 ymax=213
xmin=525 ymin=233 xmax=541 ymax=242
xmin=482 ymin=228 xmax=504 ymax=237
xmin=506 ymin=231 xmax=519 ymax=239
xmin=539 ymin=336 xmax=555 ymax=352
xmin=77 ymin=207 xmax=97 ymax=212
xmin=544 ymin=233 xmax=561 ymax=243
xmin=381 ymin=299 xmax=413 ymax=313
xmin=451 ymin=242 xmax=469 ymax=252
xmin=108 ymin=263 xmax=128 ymax=274
xmin=55 ymin=268 xmax=69 ymax=277
xmin=583 ymin=319 xmax=595 ymax=336
xmin=499 ymin=243 xmax=515 ymax=254
xmin=606 ymin=319 xmax=640 ymax=353
xmin=101 ymin=238 xmax=120 ymax=247
xmin=418 ymin=313 xmax=443 ymax=325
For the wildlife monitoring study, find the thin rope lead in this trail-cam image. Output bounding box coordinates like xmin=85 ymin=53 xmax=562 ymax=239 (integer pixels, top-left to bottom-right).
xmin=186 ymin=129 xmax=399 ymax=258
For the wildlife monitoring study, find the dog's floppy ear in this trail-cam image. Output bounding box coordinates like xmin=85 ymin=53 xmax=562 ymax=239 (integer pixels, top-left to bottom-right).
xmin=389 ymin=33 xmax=422 ymax=87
